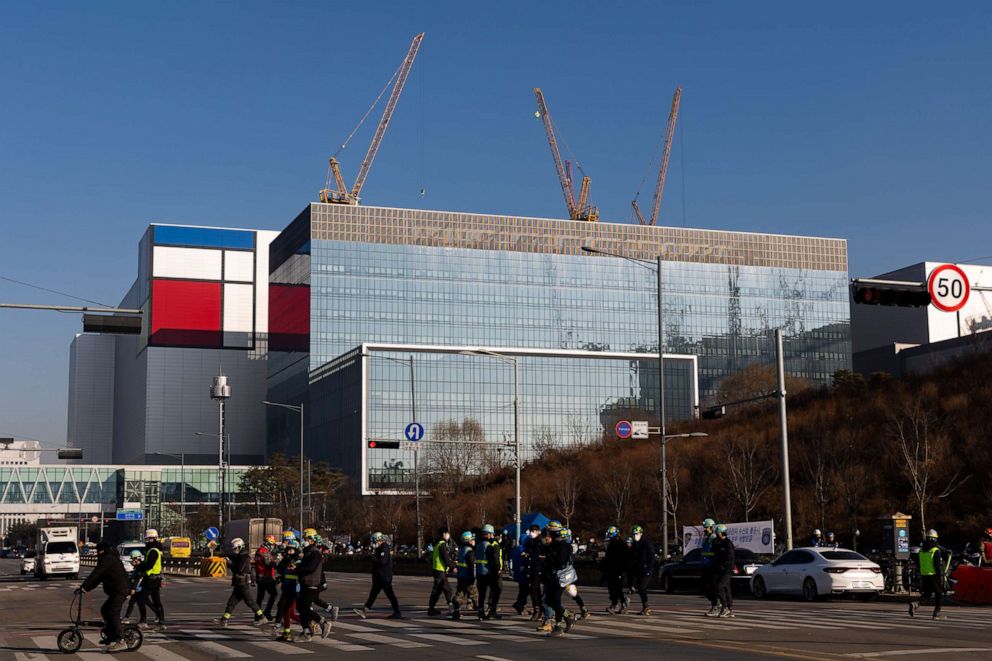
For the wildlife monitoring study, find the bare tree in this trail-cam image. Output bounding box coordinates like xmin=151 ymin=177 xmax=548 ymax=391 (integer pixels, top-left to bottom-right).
xmin=555 ymin=464 xmax=581 ymax=527
xmin=725 ymin=433 xmax=774 ymax=522
xmin=532 ymin=425 xmax=559 ymax=458
xmin=797 ymin=416 xmax=833 ymax=531
xmin=601 ymin=454 xmax=633 ymax=524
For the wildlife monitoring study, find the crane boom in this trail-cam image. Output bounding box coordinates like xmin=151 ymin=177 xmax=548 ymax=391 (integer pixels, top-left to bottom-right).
xmin=534 ymin=87 xmax=577 ymax=218
xmin=644 ymin=86 xmax=682 ymax=226
xmin=349 ymin=32 xmax=424 ymax=200
xmin=576 ymin=176 xmax=591 ymax=217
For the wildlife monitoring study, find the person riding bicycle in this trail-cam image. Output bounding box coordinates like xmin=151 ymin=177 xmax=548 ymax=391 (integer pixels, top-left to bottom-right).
xmin=78 ymin=541 xmax=130 ymax=652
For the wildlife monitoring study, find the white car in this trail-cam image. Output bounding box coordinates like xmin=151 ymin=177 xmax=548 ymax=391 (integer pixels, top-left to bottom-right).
xmin=751 ymin=547 xmax=884 ymax=601
xmin=20 ymin=552 xmax=36 ymax=575
xmin=118 ymin=543 xmax=146 ymax=571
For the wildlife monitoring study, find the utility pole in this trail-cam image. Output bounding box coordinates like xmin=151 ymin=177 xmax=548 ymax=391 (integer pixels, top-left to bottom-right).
xmin=210 ymin=374 xmax=231 ymax=534
xmin=776 ymin=329 xmax=794 ymax=551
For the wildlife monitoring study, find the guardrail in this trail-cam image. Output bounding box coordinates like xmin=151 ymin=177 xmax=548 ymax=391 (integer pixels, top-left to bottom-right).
xmin=79 ymin=555 xmax=228 ymax=578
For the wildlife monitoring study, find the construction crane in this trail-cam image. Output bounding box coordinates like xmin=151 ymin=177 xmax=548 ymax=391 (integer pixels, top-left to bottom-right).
xmin=632 ymin=86 xmax=682 ymax=226
xmin=319 ymin=33 xmax=425 ymax=206
xmin=533 ymin=88 xmax=598 ymax=222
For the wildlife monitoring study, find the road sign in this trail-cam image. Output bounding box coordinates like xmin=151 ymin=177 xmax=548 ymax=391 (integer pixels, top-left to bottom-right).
xmin=205 ymin=526 xmax=220 ymax=541
xmin=90 ymin=515 xmax=99 ymax=523
xmin=928 ymin=264 xmax=970 ymax=313
xmin=401 ymin=440 xmax=421 ymax=452
xmin=631 ymin=421 xmax=649 ymax=439
xmin=615 ymin=420 xmax=632 ymax=439
xmin=405 ymin=422 xmax=425 ymax=442
xmin=115 ymin=510 xmax=143 ymax=521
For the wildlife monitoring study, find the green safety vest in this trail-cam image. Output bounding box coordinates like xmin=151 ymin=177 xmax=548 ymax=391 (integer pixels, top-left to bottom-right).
xmin=493 ymin=544 xmax=503 ymax=572
xmin=146 ymin=548 xmax=162 ymax=576
xmin=432 ymin=542 xmax=447 ymax=572
xmin=919 ymin=547 xmax=938 ymax=576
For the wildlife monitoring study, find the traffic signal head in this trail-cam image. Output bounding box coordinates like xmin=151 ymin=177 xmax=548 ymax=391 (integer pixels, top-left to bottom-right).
xmin=367 ymin=440 xmax=400 ymax=449
xmin=701 ymin=406 xmax=725 ymax=420
xmin=851 ymin=284 xmax=931 ymax=308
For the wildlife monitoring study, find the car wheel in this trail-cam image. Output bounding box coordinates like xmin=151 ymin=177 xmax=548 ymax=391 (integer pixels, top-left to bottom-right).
xmin=662 ymin=573 xmax=674 ymax=594
xmin=752 ymin=576 xmax=767 ymax=599
xmin=856 ymin=592 xmax=878 ymax=602
xmin=802 ymin=577 xmax=818 ymax=602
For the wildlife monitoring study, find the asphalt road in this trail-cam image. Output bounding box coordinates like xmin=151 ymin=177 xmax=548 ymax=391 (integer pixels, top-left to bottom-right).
xmin=1 ymin=558 xmax=991 ymax=660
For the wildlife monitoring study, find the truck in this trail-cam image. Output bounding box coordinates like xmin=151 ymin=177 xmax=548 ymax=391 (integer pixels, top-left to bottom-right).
xmin=35 ymin=522 xmax=80 ymax=580
xmin=223 ymin=518 xmax=282 ymax=557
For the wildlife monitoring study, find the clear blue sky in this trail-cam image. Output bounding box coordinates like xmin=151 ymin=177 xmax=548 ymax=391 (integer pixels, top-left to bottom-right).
xmin=2 ymin=2 xmax=991 ymax=447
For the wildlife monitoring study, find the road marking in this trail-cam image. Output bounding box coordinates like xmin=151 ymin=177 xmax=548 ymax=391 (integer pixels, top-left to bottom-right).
xmin=29 ymin=636 xmax=59 ymax=654
xmin=409 ymin=633 xmax=487 ymax=646
xmin=580 ymin=617 xmax=701 ymax=635
xmin=363 ymin=619 xmax=417 ymax=628
xmin=15 ymin=654 xmax=49 ymax=661
xmin=308 ymin=636 xmax=375 ymax=652
xmin=478 ymin=656 xmax=516 ymax=661
xmin=248 ymin=641 xmax=313 ymax=654
xmin=174 ymin=628 xmax=232 ymax=640
xmin=846 ymin=648 xmax=992 ymax=658
xmin=137 ymin=645 xmax=192 ymax=661
xmin=341 ymin=632 xmax=431 ymax=648
xmin=185 ymin=641 xmax=251 ymax=658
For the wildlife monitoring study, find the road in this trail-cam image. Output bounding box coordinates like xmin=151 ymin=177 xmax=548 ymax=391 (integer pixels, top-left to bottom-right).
xmin=1 ymin=558 xmax=991 ymax=660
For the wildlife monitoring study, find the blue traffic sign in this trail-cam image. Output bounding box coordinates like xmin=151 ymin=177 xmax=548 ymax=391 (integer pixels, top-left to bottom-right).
xmin=405 ymin=422 xmax=425 ymax=442
xmin=205 ymin=526 xmax=220 ymax=541
xmin=615 ymin=420 xmax=633 ymax=439
xmin=115 ymin=510 xmax=143 ymax=521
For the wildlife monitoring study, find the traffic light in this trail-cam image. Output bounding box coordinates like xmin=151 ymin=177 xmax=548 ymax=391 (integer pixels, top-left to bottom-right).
xmin=701 ymin=406 xmax=725 ymax=420
xmin=367 ymin=440 xmax=400 ymax=449
xmin=83 ymin=313 xmax=142 ymax=334
xmin=851 ymin=284 xmax=931 ymax=308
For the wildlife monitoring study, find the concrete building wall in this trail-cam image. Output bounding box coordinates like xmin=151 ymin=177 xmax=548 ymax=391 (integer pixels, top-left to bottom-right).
xmin=66 ymin=334 xmax=116 ymax=464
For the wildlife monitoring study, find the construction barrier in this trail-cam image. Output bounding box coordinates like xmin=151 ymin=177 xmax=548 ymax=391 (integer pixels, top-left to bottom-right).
xmin=950 ymin=565 xmax=992 ymax=604
xmin=200 ymin=556 xmax=228 ymax=578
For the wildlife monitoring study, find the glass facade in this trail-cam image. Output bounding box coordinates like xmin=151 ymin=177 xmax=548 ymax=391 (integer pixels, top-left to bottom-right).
xmin=267 ymin=204 xmax=851 ymax=493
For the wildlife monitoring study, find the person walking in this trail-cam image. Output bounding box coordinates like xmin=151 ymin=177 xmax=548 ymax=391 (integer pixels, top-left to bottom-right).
xmin=275 ymin=539 xmax=303 ymax=642
xmin=909 ymin=529 xmax=948 ymax=620
xmin=136 ymin=529 xmax=166 ymax=629
xmin=354 ymin=532 xmax=401 ymax=619
xmin=215 ymin=537 xmax=266 ymax=626
xmin=545 ymin=523 xmax=576 ymax=638
xmin=561 ymin=529 xmax=588 ymax=620
xmin=511 ymin=525 xmax=542 ymax=617
xmin=602 ymin=526 xmax=629 ymax=614
xmin=451 ymin=531 xmax=479 ymax=620
xmin=121 ymin=550 xmax=146 ymax=624
xmin=312 ymin=540 xmax=340 ymax=623
xmin=700 ymin=518 xmax=719 ymax=616
xmin=475 ymin=524 xmax=504 ymax=619
xmin=77 ymin=542 xmax=131 ymax=652
xmin=428 ymin=526 xmax=455 ymax=615
xmin=297 ymin=529 xmax=332 ymax=639
xmin=254 ymin=535 xmax=279 ymax=621
xmin=712 ymin=524 xmax=735 ymax=618
xmin=629 ymin=525 xmax=655 ymax=616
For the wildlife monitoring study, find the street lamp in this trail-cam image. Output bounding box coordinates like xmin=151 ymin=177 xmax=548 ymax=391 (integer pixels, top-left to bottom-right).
xmin=582 ymin=246 xmax=669 ymax=554
xmin=459 ymin=349 xmax=522 ymax=545
xmin=263 ymin=400 xmax=304 ymax=535
xmin=210 ymin=375 xmax=231 ymax=533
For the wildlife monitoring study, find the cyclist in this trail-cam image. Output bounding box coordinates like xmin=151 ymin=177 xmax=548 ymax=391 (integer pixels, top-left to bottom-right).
xmin=78 ymin=541 xmax=130 ymax=652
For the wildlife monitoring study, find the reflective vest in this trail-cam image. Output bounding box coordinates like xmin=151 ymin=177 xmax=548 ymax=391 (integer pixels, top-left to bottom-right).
xmin=146 ymin=547 xmax=162 ymax=576
xmin=701 ymin=534 xmax=716 ymax=566
xmin=457 ymin=545 xmax=473 ymax=579
xmin=476 ymin=540 xmax=490 ymax=576
xmin=492 ymin=544 xmax=503 ymax=573
xmin=432 ymin=542 xmax=447 ymax=572
xmin=919 ymin=546 xmax=938 ymax=576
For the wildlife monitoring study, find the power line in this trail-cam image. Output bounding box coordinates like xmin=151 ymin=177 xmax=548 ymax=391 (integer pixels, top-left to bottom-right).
xmin=0 ymin=274 xmax=111 ymax=307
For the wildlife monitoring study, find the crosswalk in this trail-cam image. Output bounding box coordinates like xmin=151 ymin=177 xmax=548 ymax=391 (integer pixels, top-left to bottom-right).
xmin=12 ymin=605 xmax=992 ymax=660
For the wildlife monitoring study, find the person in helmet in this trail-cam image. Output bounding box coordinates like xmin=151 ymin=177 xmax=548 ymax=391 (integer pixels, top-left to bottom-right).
xmin=135 ymin=529 xmax=165 ymax=629
xmin=310 ymin=538 xmax=340 ymax=623
xmin=628 ymin=525 xmax=655 ymax=616
xmin=428 ymin=526 xmax=455 ymax=616
xmin=122 ymin=550 xmax=146 ymax=624
xmin=255 ymin=535 xmax=280 ymax=621
xmin=511 ymin=524 xmax=543 ymax=617
xmin=811 ymin=529 xmax=824 ymax=547
xmin=910 ymin=529 xmax=947 ymax=620
xmin=700 ymin=518 xmax=719 ymax=616
xmin=712 ymin=524 xmax=735 ymax=618
xmin=451 ymin=531 xmax=479 ymax=620
xmin=601 ymin=526 xmax=629 ymax=614
xmin=275 ymin=539 xmax=303 ymax=641
xmin=475 ymin=524 xmax=503 ymax=620
xmin=980 ymin=528 xmax=992 ymax=566
xmin=825 ymin=531 xmax=838 ymax=549
xmin=354 ymin=532 xmax=401 ymax=619
xmin=560 ymin=529 xmax=589 ymax=620
xmin=543 ymin=524 xmax=577 ymax=637
xmin=215 ymin=538 xmax=266 ymax=627
xmin=296 ymin=529 xmax=332 ymax=639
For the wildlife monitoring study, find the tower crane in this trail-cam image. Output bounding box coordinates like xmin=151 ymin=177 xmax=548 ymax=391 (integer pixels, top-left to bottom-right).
xmin=632 ymin=86 xmax=681 ymax=226
xmin=319 ymin=33 xmax=425 ymax=206
xmin=533 ymin=88 xmax=598 ymax=222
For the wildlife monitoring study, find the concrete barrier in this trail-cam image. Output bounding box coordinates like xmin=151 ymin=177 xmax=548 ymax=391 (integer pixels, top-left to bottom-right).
xmin=201 ymin=556 xmax=228 ymax=578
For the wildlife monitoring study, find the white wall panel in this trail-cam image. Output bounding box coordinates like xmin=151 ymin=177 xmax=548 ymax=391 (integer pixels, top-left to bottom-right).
xmin=224 ymin=250 xmax=255 ymax=283
xmin=223 ymin=283 xmax=254 ymax=332
xmin=254 ymin=231 xmax=280 ymax=334
xmin=152 ymin=246 xmax=222 ymax=280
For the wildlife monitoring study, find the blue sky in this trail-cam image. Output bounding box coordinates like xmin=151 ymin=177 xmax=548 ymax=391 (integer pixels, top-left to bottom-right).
xmin=2 ymin=2 xmax=991 ymax=446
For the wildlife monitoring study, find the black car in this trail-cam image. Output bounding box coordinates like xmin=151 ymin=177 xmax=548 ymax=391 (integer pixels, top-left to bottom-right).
xmin=658 ymin=548 xmax=767 ymax=594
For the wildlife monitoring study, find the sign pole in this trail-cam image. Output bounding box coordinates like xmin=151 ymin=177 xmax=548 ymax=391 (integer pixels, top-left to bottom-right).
xmin=776 ymin=329 xmax=794 ymax=552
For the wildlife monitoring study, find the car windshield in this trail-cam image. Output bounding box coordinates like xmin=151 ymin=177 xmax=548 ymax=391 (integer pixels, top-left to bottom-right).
xmin=46 ymin=542 xmax=77 ymax=554
xmin=820 ymin=551 xmax=867 ymax=561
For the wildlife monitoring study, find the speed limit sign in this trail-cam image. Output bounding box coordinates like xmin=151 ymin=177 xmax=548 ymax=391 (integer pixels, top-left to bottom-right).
xmin=927 ymin=264 xmax=970 ymax=313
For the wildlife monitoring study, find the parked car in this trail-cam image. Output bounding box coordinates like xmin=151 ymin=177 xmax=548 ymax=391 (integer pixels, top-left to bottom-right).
xmin=751 ymin=547 xmax=884 ymax=601
xmin=658 ymin=548 xmax=766 ymax=594
xmin=20 ymin=550 xmax=37 ymax=575
xmin=117 ymin=542 xmax=146 ymax=570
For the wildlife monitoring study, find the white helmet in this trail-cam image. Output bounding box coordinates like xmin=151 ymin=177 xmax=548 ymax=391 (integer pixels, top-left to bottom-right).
xmin=231 ymin=537 xmax=245 ymax=550
xmin=145 ymin=529 xmax=159 ymax=540
xmin=813 ymin=529 xmax=822 ymax=537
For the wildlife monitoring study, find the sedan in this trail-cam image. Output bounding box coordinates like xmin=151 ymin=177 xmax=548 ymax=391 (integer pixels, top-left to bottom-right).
xmin=659 ymin=548 xmax=767 ymax=594
xmin=751 ymin=548 xmax=884 ymax=601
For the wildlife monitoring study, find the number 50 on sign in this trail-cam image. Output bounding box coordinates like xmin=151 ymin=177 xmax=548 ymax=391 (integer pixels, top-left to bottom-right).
xmin=927 ymin=264 xmax=970 ymax=313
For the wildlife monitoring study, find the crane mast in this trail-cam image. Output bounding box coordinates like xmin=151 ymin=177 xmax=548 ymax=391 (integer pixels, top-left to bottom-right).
xmin=633 ymin=85 xmax=682 ymax=226
xmin=534 ymin=88 xmax=598 ymax=221
xmin=319 ymin=32 xmax=424 ymax=205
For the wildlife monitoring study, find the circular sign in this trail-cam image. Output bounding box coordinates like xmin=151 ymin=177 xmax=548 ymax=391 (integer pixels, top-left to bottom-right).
xmin=615 ymin=420 xmax=633 ymax=439
xmin=205 ymin=526 xmax=220 ymax=541
xmin=927 ymin=264 xmax=970 ymax=313
xmin=404 ymin=422 xmax=425 ymax=442
xmin=90 ymin=515 xmax=99 ymax=523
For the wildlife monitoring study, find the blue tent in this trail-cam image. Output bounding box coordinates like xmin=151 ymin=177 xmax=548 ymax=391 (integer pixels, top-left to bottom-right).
xmin=502 ymin=512 xmax=550 ymax=541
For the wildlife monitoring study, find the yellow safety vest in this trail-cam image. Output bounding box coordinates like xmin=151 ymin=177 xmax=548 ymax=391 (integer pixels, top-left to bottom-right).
xmin=432 ymin=542 xmax=447 ymax=572
xmin=919 ymin=547 xmax=938 ymax=576
xmin=146 ymin=548 xmax=162 ymax=576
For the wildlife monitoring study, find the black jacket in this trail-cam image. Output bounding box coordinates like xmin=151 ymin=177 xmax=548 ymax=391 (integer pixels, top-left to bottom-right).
xmin=82 ymin=548 xmax=130 ymax=597
xmin=602 ymin=536 xmax=629 ymax=576
xmin=543 ymin=539 xmax=572 ymax=579
xmin=371 ymin=543 xmax=393 ymax=581
xmin=297 ymin=545 xmax=324 ymax=588
xmin=713 ymin=536 xmax=735 ymax=574
xmin=228 ymin=550 xmax=253 ymax=587
xmin=522 ymin=536 xmax=544 ymax=578
xmin=630 ymin=537 xmax=656 ymax=577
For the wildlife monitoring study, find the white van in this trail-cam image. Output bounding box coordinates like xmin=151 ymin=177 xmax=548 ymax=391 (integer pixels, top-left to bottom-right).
xmin=35 ymin=526 xmax=80 ymax=580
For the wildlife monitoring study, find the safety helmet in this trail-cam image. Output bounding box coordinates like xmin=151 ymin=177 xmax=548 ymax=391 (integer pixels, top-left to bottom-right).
xmin=286 ymin=539 xmax=301 ymax=550
xmin=926 ymin=529 xmax=939 ymax=540
xmin=826 ymin=531 xmax=835 ymax=538
xmin=129 ymin=550 xmax=144 ymax=561
xmin=605 ymin=526 xmax=619 ymax=539
xmin=145 ymin=529 xmax=159 ymax=540
xmin=371 ymin=532 xmax=385 ymax=544
xmin=313 ymin=534 xmax=323 ymax=546
xmin=303 ymin=527 xmax=318 ymax=540
xmin=632 ymin=524 xmax=644 ymax=535
xmin=481 ymin=524 xmax=496 ymax=535
xmin=715 ymin=524 xmax=728 ymax=534
xmin=547 ymin=520 xmax=563 ymax=532
xmin=461 ymin=531 xmax=475 ymax=543
xmin=231 ymin=537 xmax=245 ymax=550
xmin=984 ymin=528 xmax=992 ymax=538
xmin=561 ymin=528 xmax=573 ymax=541
xmin=264 ymin=535 xmax=278 ymax=545
xmin=813 ymin=529 xmax=822 ymax=537
xmin=702 ymin=518 xmax=715 ymax=529
xmin=282 ymin=530 xmax=297 ymax=541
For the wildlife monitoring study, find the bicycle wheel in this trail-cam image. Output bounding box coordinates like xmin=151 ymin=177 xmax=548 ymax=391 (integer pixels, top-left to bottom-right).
xmin=122 ymin=625 xmax=143 ymax=651
xmin=57 ymin=628 xmax=83 ymax=653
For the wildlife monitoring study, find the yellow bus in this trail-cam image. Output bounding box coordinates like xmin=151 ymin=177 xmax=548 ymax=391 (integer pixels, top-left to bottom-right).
xmin=163 ymin=536 xmax=192 ymax=559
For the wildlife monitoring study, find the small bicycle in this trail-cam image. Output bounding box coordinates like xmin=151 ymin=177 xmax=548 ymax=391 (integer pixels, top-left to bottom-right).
xmin=57 ymin=590 xmax=143 ymax=654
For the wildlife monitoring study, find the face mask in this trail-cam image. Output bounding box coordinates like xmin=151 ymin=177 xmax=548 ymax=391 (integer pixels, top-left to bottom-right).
xmin=529 ymin=531 xmax=539 ymax=538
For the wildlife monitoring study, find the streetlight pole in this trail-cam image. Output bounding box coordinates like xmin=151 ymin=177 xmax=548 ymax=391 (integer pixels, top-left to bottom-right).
xmin=409 ymin=355 xmax=423 ymax=558
xmin=262 ymin=400 xmax=304 ymax=535
xmin=210 ymin=375 xmax=231 ymax=534
xmin=775 ymin=328 xmax=794 ymax=551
